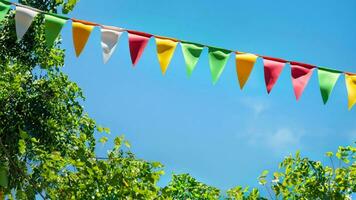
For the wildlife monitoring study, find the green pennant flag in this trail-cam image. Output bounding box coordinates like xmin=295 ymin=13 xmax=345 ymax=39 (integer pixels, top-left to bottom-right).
xmin=0 ymin=1 xmax=11 ymax=22
xmin=208 ymin=47 xmax=231 ymax=84
xmin=44 ymin=14 xmax=67 ymax=47
xmin=318 ymin=67 xmax=341 ymax=104
xmin=181 ymin=42 xmax=204 ymax=77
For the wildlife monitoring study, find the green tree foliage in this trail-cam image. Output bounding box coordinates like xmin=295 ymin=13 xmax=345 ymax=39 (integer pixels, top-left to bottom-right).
xmin=229 ymin=145 xmax=355 ymax=200
xmin=39 ymin=135 xmax=165 ymax=199
xmin=227 ymin=186 xmax=266 ymax=200
xmin=269 ymin=145 xmax=355 ymax=199
xmin=0 ymin=0 xmax=355 ymax=199
xmin=161 ymin=174 xmax=220 ymax=200
xmin=0 ymin=0 xmax=166 ymax=199
xmin=0 ymin=0 xmax=96 ymax=198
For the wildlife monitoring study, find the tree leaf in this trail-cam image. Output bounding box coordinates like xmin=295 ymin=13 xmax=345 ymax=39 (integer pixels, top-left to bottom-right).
xmin=99 ymin=136 xmax=108 ymax=144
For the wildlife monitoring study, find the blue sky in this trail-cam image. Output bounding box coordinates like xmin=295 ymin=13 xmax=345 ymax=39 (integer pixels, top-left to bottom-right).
xmin=58 ymin=0 xmax=355 ymax=191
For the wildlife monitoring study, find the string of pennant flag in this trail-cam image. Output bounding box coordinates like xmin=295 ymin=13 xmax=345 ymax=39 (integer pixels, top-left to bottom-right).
xmin=1 ymin=0 xmax=356 ymax=110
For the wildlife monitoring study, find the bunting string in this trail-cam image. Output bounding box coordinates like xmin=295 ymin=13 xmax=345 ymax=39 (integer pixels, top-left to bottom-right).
xmin=1 ymin=0 xmax=356 ymax=110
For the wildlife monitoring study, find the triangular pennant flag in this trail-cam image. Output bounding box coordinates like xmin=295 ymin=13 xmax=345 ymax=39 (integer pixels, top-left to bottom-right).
xmin=101 ymin=26 xmax=124 ymax=64
xmin=15 ymin=6 xmax=39 ymax=41
xmin=155 ymin=37 xmax=178 ymax=75
xmin=0 ymin=1 xmax=11 ymax=22
xmin=181 ymin=42 xmax=204 ymax=77
xmin=208 ymin=47 xmax=231 ymax=84
xmin=263 ymin=57 xmax=286 ymax=93
xmin=318 ymin=67 xmax=341 ymax=104
xmin=72 ymin=20 xmax=95 ymax=57
xmin=235 ymin=53 xmax=258 ymax=89
xmin=345 ymin=73 xmax=356 ymax=110
xmin=44 ymin=14 xmax=67 ymax=47
xmin=290 ymin=62 xmax=315 ymax=100
xmin=128 ymin=30 xmax=152 ymax=66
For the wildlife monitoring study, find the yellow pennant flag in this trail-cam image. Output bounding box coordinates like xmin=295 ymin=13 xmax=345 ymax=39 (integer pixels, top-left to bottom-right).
xmin=72 ymin=20 xmax=96 ymax=57
xmin=345 ymin=73 xmax=356 ymax=110
xmin=235 ymin=53 xmax=258 ymax=89
xmin=155 ymin=37 xmax=178 ymax=75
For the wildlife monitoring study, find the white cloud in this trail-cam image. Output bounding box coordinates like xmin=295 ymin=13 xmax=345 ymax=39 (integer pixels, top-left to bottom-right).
xmin=238 ymin=127 xmax=303 ymax=156
xmin=240 ymin=97 xmax=269 ymax=116
xmin=266 ymin=128 xmax=301 ymax=153
xmin=349 ymin=130 xmax=356 ymax=142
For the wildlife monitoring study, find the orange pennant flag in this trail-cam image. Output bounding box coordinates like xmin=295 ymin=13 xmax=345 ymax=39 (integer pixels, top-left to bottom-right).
xmin=235 ymin=53 xmax=258 ymax=89
xmin=155 ymin=37 xmax=178 ymax=75
xmin=72 ymin=19 xmax=96 ymax=57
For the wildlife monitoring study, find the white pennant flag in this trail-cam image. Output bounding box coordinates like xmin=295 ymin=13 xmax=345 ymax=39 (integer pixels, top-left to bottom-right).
xmin=101 ymin=26 xmax=124 ymax=64
xmin=15 ymin=6 xmax=38 ymax=41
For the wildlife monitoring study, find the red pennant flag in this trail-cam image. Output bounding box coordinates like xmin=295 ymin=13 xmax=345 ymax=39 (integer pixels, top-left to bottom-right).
xmin=263 ymin=57 xmax=287 ymax=93
xmin=290 ymin=62 xmax=315 ymax=100
xmin=128 ymin=30 xmax=152 ymax=66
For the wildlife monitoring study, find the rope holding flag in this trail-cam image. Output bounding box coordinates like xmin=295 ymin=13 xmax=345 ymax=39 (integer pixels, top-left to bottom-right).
xmin=2 ymin=1 xmax=356 ymax=110
xmin=181 ymin=42 xmax=204 ymax=77
xmin=345 ymin=73 xmax=356 ymax=110
xmin=72 ymin=19 xmax=95 ymax=57
xmin=101 ymin=25 xmax=124 ymax=64
xmin=235 ymin=53 xmax=258 ymax=89
xmin=208 ymin=47 xmax=231 ymax=84
xmin=15 ymin=6 xmax=38 ymax=41
xmin=263 ymin=57 xmax=286 ymax=94
xmin=318 ymin=67 xmax=341 ymax=104
xmin=290 ymin=62 xmax=315 ymax=100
